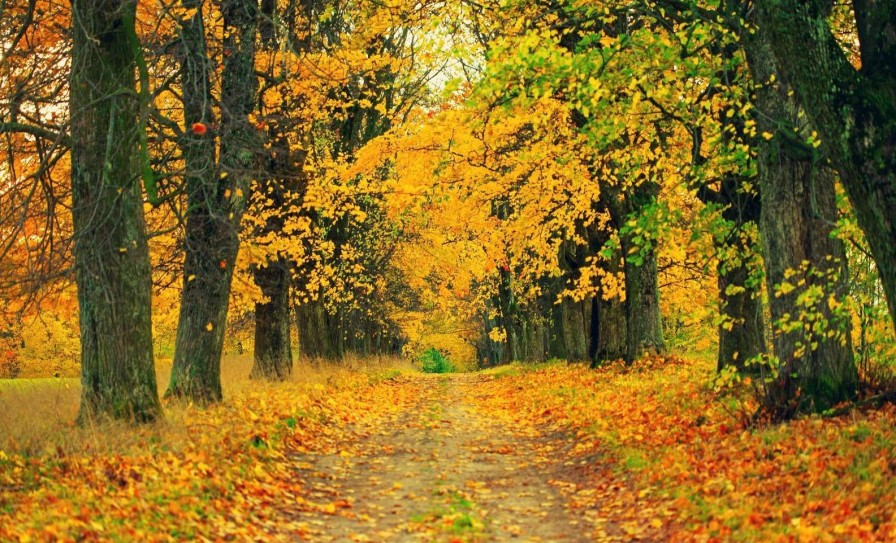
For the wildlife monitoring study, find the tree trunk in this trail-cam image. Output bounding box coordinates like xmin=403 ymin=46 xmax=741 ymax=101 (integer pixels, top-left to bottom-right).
xmin=590 ymin=224 xmax=627 ymax=365
xmin=716 ymin=251 xmax=766 ymax=373
xmin=756 ymin=1 xmax=896 ymax=333
xmin=590 ymin=292 xmax=625 ymax=365
xmin=296 ymin=297 xmax=340 ymax=359
xmin=609 ymin=185 xmax=666 ymax=363
xmin=553 ymin=298 xmax=589 ymax=361
xmin=496 ymin=266 xmax=522 ymax=362
xmin=621 ymin=237 xmax=665 ymax=362
xmin=250 ymin=257 xmax=293 ymax=380
xmin=250 ymin=148 xmax=299 ymax=376
xmin=744 ymin=31 xmax=858 ymax=416
xmin=168 ymin=0 xmax=259 ymax=402
xmin=478 ymin=309 xmax=504 ymax=368
xmin=548 ymin=301 xmax=568 ymax=360
xmin=70 ymin=0 xmax=161 ymax=422
xmin=702 ymin=40 xmax=769 ymax=374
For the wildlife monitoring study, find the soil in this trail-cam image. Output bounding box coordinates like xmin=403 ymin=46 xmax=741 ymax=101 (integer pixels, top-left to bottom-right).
xmin=287 ymin=374 xmax=598 ymax=542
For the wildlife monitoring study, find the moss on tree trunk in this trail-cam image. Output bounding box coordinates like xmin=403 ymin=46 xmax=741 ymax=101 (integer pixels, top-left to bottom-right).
xmin=70 ymin=0 xmax=161 ymax=423
xmin=744 ymin=30 xmax=858 ymax=416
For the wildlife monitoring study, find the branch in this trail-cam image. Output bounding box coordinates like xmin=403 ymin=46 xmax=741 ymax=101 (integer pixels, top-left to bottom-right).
xmin=0 ymin=122 xmax=70 ymax=147
xmin=0 ymin=0 xmax=36 ymax=67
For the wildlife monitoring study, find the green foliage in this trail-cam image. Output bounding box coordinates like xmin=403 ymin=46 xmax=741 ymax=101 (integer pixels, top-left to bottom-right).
xmin=618 ymin=200 xmax=677 ymax=267
xmin=418 ymin=348 xmax=455 ymax=374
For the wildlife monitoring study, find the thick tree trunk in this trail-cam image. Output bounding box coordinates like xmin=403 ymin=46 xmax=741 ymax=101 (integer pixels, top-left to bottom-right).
xmin=520 ymin=315 xmax=545 ymax=362
xmin=621 ymin=238 xmax=665 ymax=362
xmin=70 ymin=0 xmax=161 ymax=423
xmin=756 ymin=1 xmax=896 ymax=333
xmin=590 ymin=223 xmax=627 ymax=365
xmin=168 ymin=0 xmax=259 ymax=402
xmin=593 ymin=291 xmax=627 ymax=363
xmin=744 ymin=31 xmax=858 ymax=416
xmin=250 ymin=258 xmax=292 ymax=380
xmin=590 ymin=290 xmax=626 ymax=365
xmin=608 ymin=185 xmax=666 ymax=363
xmin=552 ymin=298 xmax=589 ymax=361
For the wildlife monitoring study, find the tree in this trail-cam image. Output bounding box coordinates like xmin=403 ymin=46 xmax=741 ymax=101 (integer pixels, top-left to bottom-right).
xmin=248 ymin=131 xmax=298 ymax=380
xmin=697 ymin=39 xmax=767 ymax=374
xmin=251 ymin=258 xmax=293 ymax=380
xmin=756 ymin=1 xmax=896 ymax=334
xmin=69 ymin=0 xmax=161 ymax=421
xmin=742 ymin=28 xmax=858 ymax=416
xmin=167 ymin=0 xmax=261 ymax=402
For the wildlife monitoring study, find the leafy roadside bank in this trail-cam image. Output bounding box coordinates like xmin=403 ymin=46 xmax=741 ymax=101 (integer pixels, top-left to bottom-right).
xmin=0 ymin=366 xmax=421 ymax=542
xmin=473 ymin=359 xmax=896 ymax=542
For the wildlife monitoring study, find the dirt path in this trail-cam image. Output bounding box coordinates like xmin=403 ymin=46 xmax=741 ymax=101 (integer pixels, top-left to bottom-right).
xmin=287 ymin=374 xmax=596 ymax=542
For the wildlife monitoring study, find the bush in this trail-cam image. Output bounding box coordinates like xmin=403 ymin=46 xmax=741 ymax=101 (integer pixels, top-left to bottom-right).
xmin=418 ymin=348 xmax=455 ymax=374
xmin=1 ymin=350 xmax=21 ymax=379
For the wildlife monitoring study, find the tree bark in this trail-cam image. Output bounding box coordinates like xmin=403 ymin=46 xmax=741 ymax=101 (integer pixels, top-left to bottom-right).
xmin=168 ymin=0 xmax=259 ymax=402
xmin=496 ymin=266 xmax=522 ymax=362
xmin=70 ymin=0 xmax=161 ymax=422
xmin=621 ymin=235 xmax=665 ymax=362
xmin=547 ymin=301 xmax=568 ymax=360
xmin=716 ymin=248 xmax=766 ymax=373
xmin=744 ymin=30 xmax=858 ymax=416
xmin=591 ymin=290 xmax=626 ymax=365
xmin=711 ymin=184 xmax=767 ymax=373
xmin=590 ymin=223 xmax=627 ymax=365
xmin=296 ymin=297 xmax=341 ymax=360
xmin=608 ymin=184 xmax=666 ymax=364
xmin=756 ymin=1 xmax=896 ymax=333
xmin=250 ymin=257 xmax=293 ymax=380
xmin=250 ymin=135 xmax=300 ymax=377
xmin=554 ymin=298 xmax=589 ymax=361
xmin=702 ymin=39 xmax=769 ymax=373
xmin=477 ymin=308 xmax=504 ymax=367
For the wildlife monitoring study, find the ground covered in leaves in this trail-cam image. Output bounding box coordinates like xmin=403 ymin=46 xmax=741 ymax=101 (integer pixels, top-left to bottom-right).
xmin=1 ymin=357 xmax=895 ymax=541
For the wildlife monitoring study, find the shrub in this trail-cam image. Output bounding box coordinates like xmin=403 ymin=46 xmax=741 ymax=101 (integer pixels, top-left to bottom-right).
xmin=418 ymin=348 xmax=455 ymax=374
xmin=1 ymin=350 xmax=21 ymax=379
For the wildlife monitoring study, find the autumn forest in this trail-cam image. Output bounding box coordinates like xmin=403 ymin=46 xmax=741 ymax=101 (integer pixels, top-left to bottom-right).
xmin=1 ymin=0 xmax=895 ymax=540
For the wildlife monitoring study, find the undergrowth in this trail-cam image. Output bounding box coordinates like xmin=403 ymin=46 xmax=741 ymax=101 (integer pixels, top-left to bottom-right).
xmin=418 ymin=348 xmax=455 ymax=374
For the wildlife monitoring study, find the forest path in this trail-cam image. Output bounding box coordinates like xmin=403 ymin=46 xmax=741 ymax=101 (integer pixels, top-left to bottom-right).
xmin=286 ymin=373 xmax=598 ymax=542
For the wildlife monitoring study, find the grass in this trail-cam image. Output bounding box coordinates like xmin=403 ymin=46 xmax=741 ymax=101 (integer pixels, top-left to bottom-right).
xmin=411 ymin=490 xmax=485 ymax=539
xmin=0 ymin=354 xmax=414 ymax=457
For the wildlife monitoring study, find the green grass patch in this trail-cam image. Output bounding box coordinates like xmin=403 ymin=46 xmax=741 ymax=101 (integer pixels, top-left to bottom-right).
xmin=0 ymin=378 xmax=75 ymax=391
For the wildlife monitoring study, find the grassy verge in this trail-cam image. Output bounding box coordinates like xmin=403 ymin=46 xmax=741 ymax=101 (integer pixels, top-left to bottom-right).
xmin=0 ymin=355 xmax=416 ymax=541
